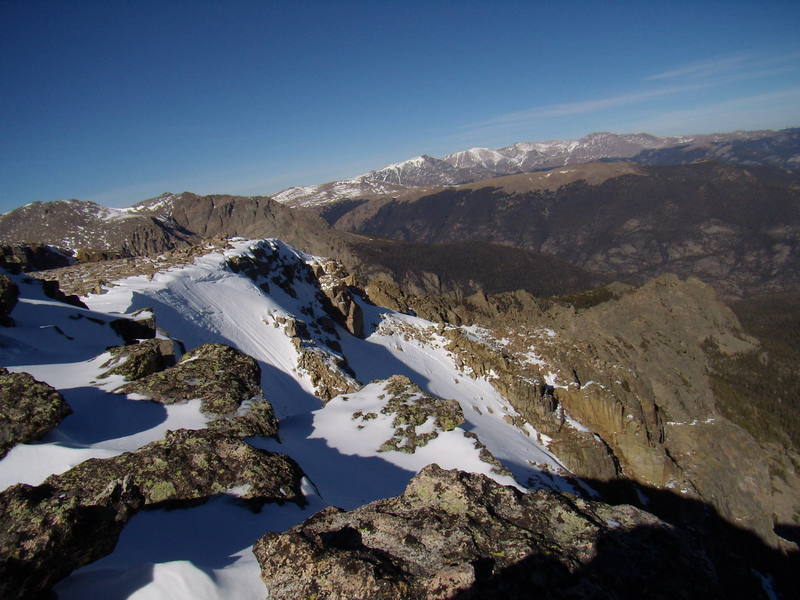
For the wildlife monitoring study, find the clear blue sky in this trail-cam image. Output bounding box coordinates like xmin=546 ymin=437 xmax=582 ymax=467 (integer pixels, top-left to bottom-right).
xmin=2 ymin=0 xmax=799 ymax=211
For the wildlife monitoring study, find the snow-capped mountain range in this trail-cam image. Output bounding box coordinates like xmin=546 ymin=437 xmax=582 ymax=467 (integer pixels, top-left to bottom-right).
xmin=272 ymin=128 xmax=800 ymax=207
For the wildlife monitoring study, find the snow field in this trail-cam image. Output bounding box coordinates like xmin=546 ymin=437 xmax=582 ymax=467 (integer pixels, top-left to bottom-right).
xmin=1 ymin=239 xmax=574 ymax=599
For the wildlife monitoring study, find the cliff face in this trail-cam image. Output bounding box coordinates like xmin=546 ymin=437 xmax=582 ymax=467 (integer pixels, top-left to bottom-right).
xmin=365 ymin=274 xmax=799 ymax=548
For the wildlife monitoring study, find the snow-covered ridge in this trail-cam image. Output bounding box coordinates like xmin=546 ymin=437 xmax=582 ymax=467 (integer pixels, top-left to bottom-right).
xmin=1 ymin=237 xmax=582 ymax=598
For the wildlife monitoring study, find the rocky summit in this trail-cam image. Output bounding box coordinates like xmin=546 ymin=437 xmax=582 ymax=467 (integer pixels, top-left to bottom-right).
xmin=254 ymin=465 xmax=736 ymax=600
xmin=1 ymin=142 xmax=799 ymax=600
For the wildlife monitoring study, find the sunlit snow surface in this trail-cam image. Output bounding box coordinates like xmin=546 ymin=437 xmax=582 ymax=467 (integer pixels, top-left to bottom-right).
xmin=0 ymin=239 xmax=571 ymax=599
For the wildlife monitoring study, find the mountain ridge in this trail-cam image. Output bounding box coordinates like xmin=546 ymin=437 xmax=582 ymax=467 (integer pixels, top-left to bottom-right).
xmin=272 ymin=127 xmax=800 ymax=207
xmin=1 ymin=236 xmax=797 ymax=598
xmin=321 ymin=160 xmax=800 ymax=299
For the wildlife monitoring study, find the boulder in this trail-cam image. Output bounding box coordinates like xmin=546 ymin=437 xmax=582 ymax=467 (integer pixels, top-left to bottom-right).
xmin=0 ymin=428 xmax=304 ymax=598
xmin=0 ymin=475 xmax=143 ymax=600
xmin=0 ymin=274 xmax=18 ymax=326
xmin=254 ymin=465 xmax=730 ymax=600
xmin=45 ymin=428 xmax=304 ymax=508
xmin=0 ymin=368 xmax=71 ymax=458
xmin=119 ymin=343 xmax=264 ymax=419
xmin=99 ymin=338 xmax=177 ymax=381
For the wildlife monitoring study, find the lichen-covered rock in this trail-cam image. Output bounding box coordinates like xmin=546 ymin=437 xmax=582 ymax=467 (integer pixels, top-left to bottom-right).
xmin=206 ymin=398 xmax=280 ymax=438
xmin=45 ymin=428 xmax=304 ymax=508
xmin=0 ymin=475 xmax=143 ymax=600
xmin=312 ymin=257 xmax=364 ymax=337
xmin=296 ymin=345 xmax=360 ymax=402
xmin=119 ymin=343 xmax=262 ymax=418
xmin=0 ymin=426 xmax=303 ymax=598
xmin=0 ymin=368 xmax=72 ymax=458
xmin=0 ymin=274 xmax=19 ymax=326
xmin=372 ymin=375 xmax=464 ymax=453
xmin=100 ymin=338 xmax=177 ymax=381
xmin=254 ymin=465 xmax=730 ymax=600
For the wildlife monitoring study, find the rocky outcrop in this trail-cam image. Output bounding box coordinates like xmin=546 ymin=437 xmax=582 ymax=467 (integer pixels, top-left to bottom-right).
xmin=109 ymin=307 xmax=156 ymax=344
xmin=0 ymin=428 xmax=304 ymax=599
xmin=119 ymin=343 xmax=262 ymax=417
xmin=0 ymin=274 xmax=18 ymax=326
xmin=434 ymin=325 xmax=618 ymax=482
xmin=229 ymin=241 xmax=365 ymax=338
xmin=365 ymin=275 xmax=791 ymax=546
xmin=45 ymin=428 xmax=304 ymax=508
xmin=0 ymin=243 xmax=73 ymax=273
xmin=295 ymin=345 xmax=360 ymax=402
xmin=0 ymin=475 xmax=143 ymax=600
xmin=0 ymin=368 xmax=72 ymax=458
xmin=368 ymin=375 xmax=464 ymax=453
xmin=100 ymin=338 xmax=177 ymax=381
xmin=206 ymin=399 xmax=282 ymax=438
xmin=275 ymin=314 xmax=360 ymax=403
xmin=254 ymin=465 xmax=734 ymax=600
xmin=530 ymin=276 xmax=777 ymax=538
xmin=310 ymin=257 xmax=364 ymax=337
xmin=116 ymin=342 xmax=280 ymax=437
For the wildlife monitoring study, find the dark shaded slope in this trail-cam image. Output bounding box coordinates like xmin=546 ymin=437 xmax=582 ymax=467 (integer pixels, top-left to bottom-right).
xmin=333 ymin=162 xmax=800 ymax=298
xmin=350 ymin=238 xmax=609 ymax=296
xmin=2 ymin=192 xmax=610 ymax=299
xmin=707 ymin=292 xmax=800 ymax=450
xmin=631 ymin=127 xmax=800 ymax=171
xmin=167 ymin=193 xmax=358 ymax=263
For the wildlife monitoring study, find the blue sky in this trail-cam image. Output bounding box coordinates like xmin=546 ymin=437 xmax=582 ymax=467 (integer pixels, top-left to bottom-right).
xmin=2 ymin=0 xmax=799 ymax=211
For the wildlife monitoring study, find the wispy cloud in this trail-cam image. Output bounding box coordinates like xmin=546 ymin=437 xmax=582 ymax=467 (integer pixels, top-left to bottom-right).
xmin=455 ymin=49 xmax=800 ymax=145
xmin=624 ymin=86 xmax=800 ymax=135
xmin=645 ymin=53 xmax=755 ymax=81
xmin=469 ymin=83 xmax=705 ymax=130
xmin=646 ymin=49 xmax=800 ymax=82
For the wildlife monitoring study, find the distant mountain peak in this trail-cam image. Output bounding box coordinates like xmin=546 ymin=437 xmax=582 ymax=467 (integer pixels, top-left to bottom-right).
xmin=272 ymin=128 xmax=800 ymax=207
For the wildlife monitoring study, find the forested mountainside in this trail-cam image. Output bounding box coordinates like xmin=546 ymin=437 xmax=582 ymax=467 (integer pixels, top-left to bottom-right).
xmin=321 ymin=161 xmax=800 ymax=299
